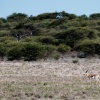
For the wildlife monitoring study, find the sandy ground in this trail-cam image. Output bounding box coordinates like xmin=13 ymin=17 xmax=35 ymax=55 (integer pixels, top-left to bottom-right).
xmin=0 ymin=57 xmax=100 ymax=100
xmin=0 ymin=57 xmax=100 ymax=81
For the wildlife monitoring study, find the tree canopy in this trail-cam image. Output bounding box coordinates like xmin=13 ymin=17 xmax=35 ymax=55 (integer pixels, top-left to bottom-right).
xmin=0 ymin=11 xmax=100 ymax=60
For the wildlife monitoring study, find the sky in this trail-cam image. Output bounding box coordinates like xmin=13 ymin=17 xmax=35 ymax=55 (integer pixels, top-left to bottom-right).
xmin=0 ymin=0 xmax=100 ymax=18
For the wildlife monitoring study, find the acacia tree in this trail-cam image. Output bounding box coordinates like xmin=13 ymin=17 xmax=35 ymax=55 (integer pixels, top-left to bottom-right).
xmin=54 ymin=27 xmax=97 ymax=47
xmin=90 ymin=13 xmax=100 ymax=19
xmin=7 ymin=13 xmax=28 ymax=22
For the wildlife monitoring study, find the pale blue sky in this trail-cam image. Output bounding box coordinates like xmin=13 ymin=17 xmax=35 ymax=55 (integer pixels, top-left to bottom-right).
xmin=1 ymin=0 xmax=100 ymax=18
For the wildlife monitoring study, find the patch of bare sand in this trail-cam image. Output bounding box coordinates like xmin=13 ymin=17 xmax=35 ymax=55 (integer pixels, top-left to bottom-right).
xmin=0 ymin=58 xmax=100 ymax=100
xmin=0 ymin=58 xmax=100 ymax=82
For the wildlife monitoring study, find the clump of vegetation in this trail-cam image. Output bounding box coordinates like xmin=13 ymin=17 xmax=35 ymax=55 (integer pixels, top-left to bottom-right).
xmin=0 ymin=12 xmax=100 ymax=60
xmin=22 ymin=43 xmax=45 ymax=61
xmin=7 ymin=43 xmax=24 ymax=60
xmin=57 ymin=44 xmax=71 ymax=53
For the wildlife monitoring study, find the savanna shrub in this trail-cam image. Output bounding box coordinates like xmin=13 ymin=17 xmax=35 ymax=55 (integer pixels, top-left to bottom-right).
xmin=7 ymin=43 xmax=24 ymax=60
xmin=43 ymin=45 xmax=57 ymax=57
xmin=37 ymin=36 xmax=56 ymax=45
xmin=0 ymin=43 xmax=6 ymax=59
xmin=48 ymin=18 xmax=66 ymax=27
xmin=0 ymin=36 xmax=15 ymax=43
xmin=0 ymin=30 xmax=10 ymax=37
xmin=54 ymin=27 xmax=97 ymax=47
xmin=57 ymin=44 xmax=71 ymax=53
xmin=75 ymin=40 xmax=96 ymax=55
xmin=22 ymin=43 xmax=45 ymax=61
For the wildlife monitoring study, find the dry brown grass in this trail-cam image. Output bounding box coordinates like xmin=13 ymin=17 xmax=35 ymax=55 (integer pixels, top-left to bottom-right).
xmin=0 ymin=57 xmax=100 ymax=100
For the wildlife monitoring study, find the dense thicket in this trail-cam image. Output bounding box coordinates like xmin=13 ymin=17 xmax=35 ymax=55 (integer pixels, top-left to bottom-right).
xmin=0 ymin=12 xmax=100 ymax=60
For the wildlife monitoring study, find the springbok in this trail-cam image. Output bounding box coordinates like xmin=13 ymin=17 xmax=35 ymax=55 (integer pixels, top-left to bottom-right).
xmin=85 ymin=70 xmax=99 ymax=82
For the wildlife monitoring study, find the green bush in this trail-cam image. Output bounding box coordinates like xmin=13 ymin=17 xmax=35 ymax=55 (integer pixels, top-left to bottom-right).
xmin=0 ymin=43 xmax=6 ymax=59
xmin=54 ymin=27 xmax=97 ymax=47
xmin=43 ymin=45 xmax=57 ymax=57
xmin=0 ymin=36 xmax=15 ymax=43
xmin=7 ymin=43 xmax=24 ymax=60
xmin=22 ymin=43 xmax=45 ymax=61
xmin=48 ymin=18 xmax=66 ymax=27
xmin=50 ymin=51 xmax=60 ymax=60
xmin=90 ymin=13 xmax=100 ymax=19
xmin=37 ymin=36 xmax=56 ymax=45
xmin=0 ymin=30 xmax=10 ymax=37
xmin=21 ymin=37 xmax=35 ymax=42
xmin=66 ymin=21 xmax=80 ymax=27
xmin=57 ymin=44 xmax=71 ymax=53
xmin=75 ymin=40 xmax=96 ymax=55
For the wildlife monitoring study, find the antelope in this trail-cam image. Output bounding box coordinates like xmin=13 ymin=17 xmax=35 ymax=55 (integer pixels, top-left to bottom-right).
xmin=85 ymin=70 xmax=99 ymax=82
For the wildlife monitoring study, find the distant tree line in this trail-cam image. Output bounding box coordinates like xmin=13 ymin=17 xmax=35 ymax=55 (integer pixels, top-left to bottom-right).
xmin=0 ymin=11 xmax=100 ymax=60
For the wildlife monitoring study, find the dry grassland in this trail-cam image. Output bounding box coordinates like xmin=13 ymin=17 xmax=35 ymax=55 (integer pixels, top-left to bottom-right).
xmin=0 ymin=57 xmax=100 ymax=100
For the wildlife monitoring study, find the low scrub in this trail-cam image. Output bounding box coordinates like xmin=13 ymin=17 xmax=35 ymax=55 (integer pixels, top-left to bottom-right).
xmin=57 ymin=44 xmax=71 ymax=53
xmin=75 ymin=39 xmax=100 ymax=55
xmin=22 ymin=43 xmax=45 ymax=61
xmin=7 ymin=43 xmax=24 ymax=60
